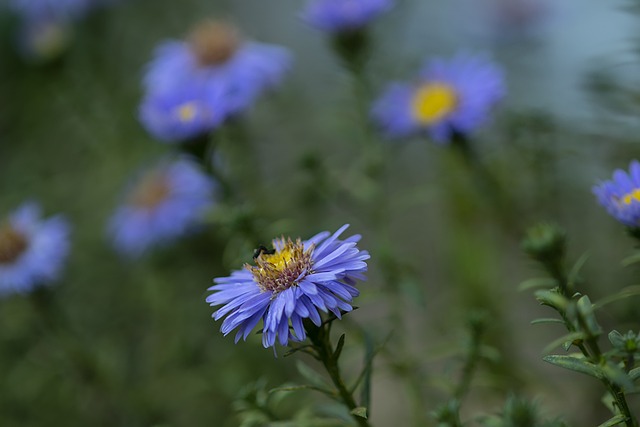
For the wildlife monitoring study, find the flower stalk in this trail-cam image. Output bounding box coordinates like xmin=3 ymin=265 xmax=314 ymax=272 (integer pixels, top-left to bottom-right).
xmin=305 ymin=320 xmax=372 ymax=427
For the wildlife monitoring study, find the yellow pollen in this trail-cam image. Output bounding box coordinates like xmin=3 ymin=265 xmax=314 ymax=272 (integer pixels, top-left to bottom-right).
xmin=411 ymin=82 xmax=458 ymax=125
xmin=248 ymin=238 xmax=313 ymax=294
xmin=259 ymin=248 xmax=294 ymax=273
xmin=621 ymin=188 xmax=640 ymax=205
xmin=177 ymin=103 xmax=198 ymax=123
xmin=0 ymin=223 xmax=28 ymax=264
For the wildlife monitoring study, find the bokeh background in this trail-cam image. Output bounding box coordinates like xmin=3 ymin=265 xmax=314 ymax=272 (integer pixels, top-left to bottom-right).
xmin=1 ymin=0 xmax=640 ymax=425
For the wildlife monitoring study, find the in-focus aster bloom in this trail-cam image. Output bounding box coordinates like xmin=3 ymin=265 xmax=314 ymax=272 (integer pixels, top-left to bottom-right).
xmin=593 ymin=160 xmax=640 ymax=228
xmin=372 ymin=53 xmax=506 ymax=143
xmin=301 ymin=0 xmax=393 ymax=33
xmin=140 ymin=20 xmax=292 ymax=142
xmin=0 ymin=202 xmax=71 ymax=296
xmin=206 ymin=224 xmax=369 ymax=348
xmin=108 ymin=158 xmax=216 ymax=257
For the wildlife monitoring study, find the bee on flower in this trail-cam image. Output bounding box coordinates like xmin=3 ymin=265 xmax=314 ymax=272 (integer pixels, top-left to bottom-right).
xmin=206 ymin=224 xmax=369 ymax=349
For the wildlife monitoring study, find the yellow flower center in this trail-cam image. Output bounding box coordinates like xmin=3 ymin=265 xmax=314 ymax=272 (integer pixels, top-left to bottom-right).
xmin=247 ymin=238 xmax=313 ymax=294
xmin=129 ymin=172 xmax=171 ymax=210
xmin=0 ymin=223 xmax=28 ymax=264
xmin=411 ymin=82 xmax=458 ymax=125
xmin=188 ymin=20 xmax=240 ymax=67
xmin=176 ymin=102 xmax=198 ymax=123
xmin=620 ymin=189 xmax=640 ymax=205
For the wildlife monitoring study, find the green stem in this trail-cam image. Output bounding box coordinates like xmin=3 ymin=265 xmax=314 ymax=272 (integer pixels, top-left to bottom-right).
xmin=308 ymin=322 xmax=371 ymax=427
xmin=451 ymin=133 xmax=523 ymax=237
xmin=547 ymin=265 xmax=638 ymax=427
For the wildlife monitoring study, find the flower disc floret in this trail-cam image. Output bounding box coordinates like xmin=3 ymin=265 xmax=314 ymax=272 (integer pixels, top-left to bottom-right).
xmin=593 ymin=160 xmax=640 ymax=228
xmin=248 ymin=238 xmax=313 ymax=294
xmin=207 ymin=224 xmax=369 ymax=349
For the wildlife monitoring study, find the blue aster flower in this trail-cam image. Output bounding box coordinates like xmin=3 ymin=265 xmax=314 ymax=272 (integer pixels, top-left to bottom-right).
xmin=372 ymin=53 xmax=506 ymax=143
xmin=206 ymin=224 xmax=369 ymax=349
xmin=593 ymin=160 xmax=640 ymax=228
xmin=142 ymin=20 xmax=292 ymax=123
xmin=0 ymin=202 xmax=71 ymax=296
xmin=108 ymin=158 xmax=216 ymax=257
xmin=301 ymin=0 xmax=393 ymax=33
xmin=138 ymin=80 xmax=228 ymax=143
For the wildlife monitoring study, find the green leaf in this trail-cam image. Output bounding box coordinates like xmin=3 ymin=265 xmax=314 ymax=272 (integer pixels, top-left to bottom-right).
xmin=543 ymin=355 xmax=603 ymax=379
xmin=268 ymin=384 xmax=336 ymax=398
xmin=629 ymin=367 xmax=640 ymax=381
xmin=593 ymin=285 xmax=640 ymax=310
xmin=597 ymin=414 xmax=627 ymax=427
xmin=283 ymin=345 xmax=314 ymax=358
xmin=576 ymin=295 xmax=602 ymax=337
xmin=567 ymin=252 xmax=589 ymax=291
xmin=601 ymin=362 xmax=635 ymax=390
xmin=518 ymin=277 xmax=558 ymax=292
xmin=542 ymin=332 xmax=586 ymax=354
xmin=350 ymin=407 xmax=368 ymax=419
xmin=530 ymin=318 xmax=565 ymax=325
xmin=622 ymin=251 xmax=640 ymax=266
xmin=535 ymin=290 xmax=568 ymax=311
xmin=296 ymin=360 xmax=332 ymax=390
xmin=359 ymin=332 xmax=374 ymax=412
xmin=333 ymin=334 xmax=345 ymax=361
xmin=608 ymin=330 xmax=625 ymax=348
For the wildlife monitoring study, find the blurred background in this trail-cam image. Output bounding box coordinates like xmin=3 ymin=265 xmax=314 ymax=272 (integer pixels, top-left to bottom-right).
xmin=1 ymin=0 xmax=640 ymax=425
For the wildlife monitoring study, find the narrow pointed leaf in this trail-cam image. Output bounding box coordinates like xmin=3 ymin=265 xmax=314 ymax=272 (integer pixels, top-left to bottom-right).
xmin=296 ymin=360 xmax=332 ymax=389
xmin=351 ymin=407 xmax=368 ymax=419
xmin=531 ymin=318 xmax=565 ymax=325
xmin=542 ymin=332 xmax=586 ymax=354
xmin=629 ymin=367 xmax=640 ymax=381
xmin=333 ymin=334 xmax=346 ymax=361
xmin=593 ymin=285 xmax=640 ymax=310
xmin=359 ymin=332 xmax=374 ymax=412
xmin=519 ymin=277 xmax=558 ymax=291
xmin=622 ymin=251 xmax=640 ymax=266
xmin=576 ymin=295 xmax=602 ymax=337
xmin=597 ymin=414 xmax=627 ymax=427
xmin=535 ymin=290 xmax=568 ymax=311
xmin=567 ymin=252 xmax=589 ymax=290
xmin=269 ymin=384 xmax=337 ymax=399
xmin=543 ymin=355 xmax=602 ymax=379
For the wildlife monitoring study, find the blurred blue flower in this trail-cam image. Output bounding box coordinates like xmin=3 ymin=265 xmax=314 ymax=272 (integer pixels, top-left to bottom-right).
xmin=301 ymin=0 xmax=393 ymax=33
xmin=372 ymin=53 xmax=506 ymax=143
xmin=142 ymin=20 xmax=291 ymax=129
xmin=207 ymin=224 xmax=369 ymax=349
xmin=139 ymin=80 xmax=227 ymax=143
xmin=9 ymin=0 xmax=93 ymax=22
xmin=0 ymin=202 xmax=71 ymax=296
xmin=108 ymin=158 xmax=216 ymax=257
xmin=593 ymin=160 xmax=640 ymax=228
